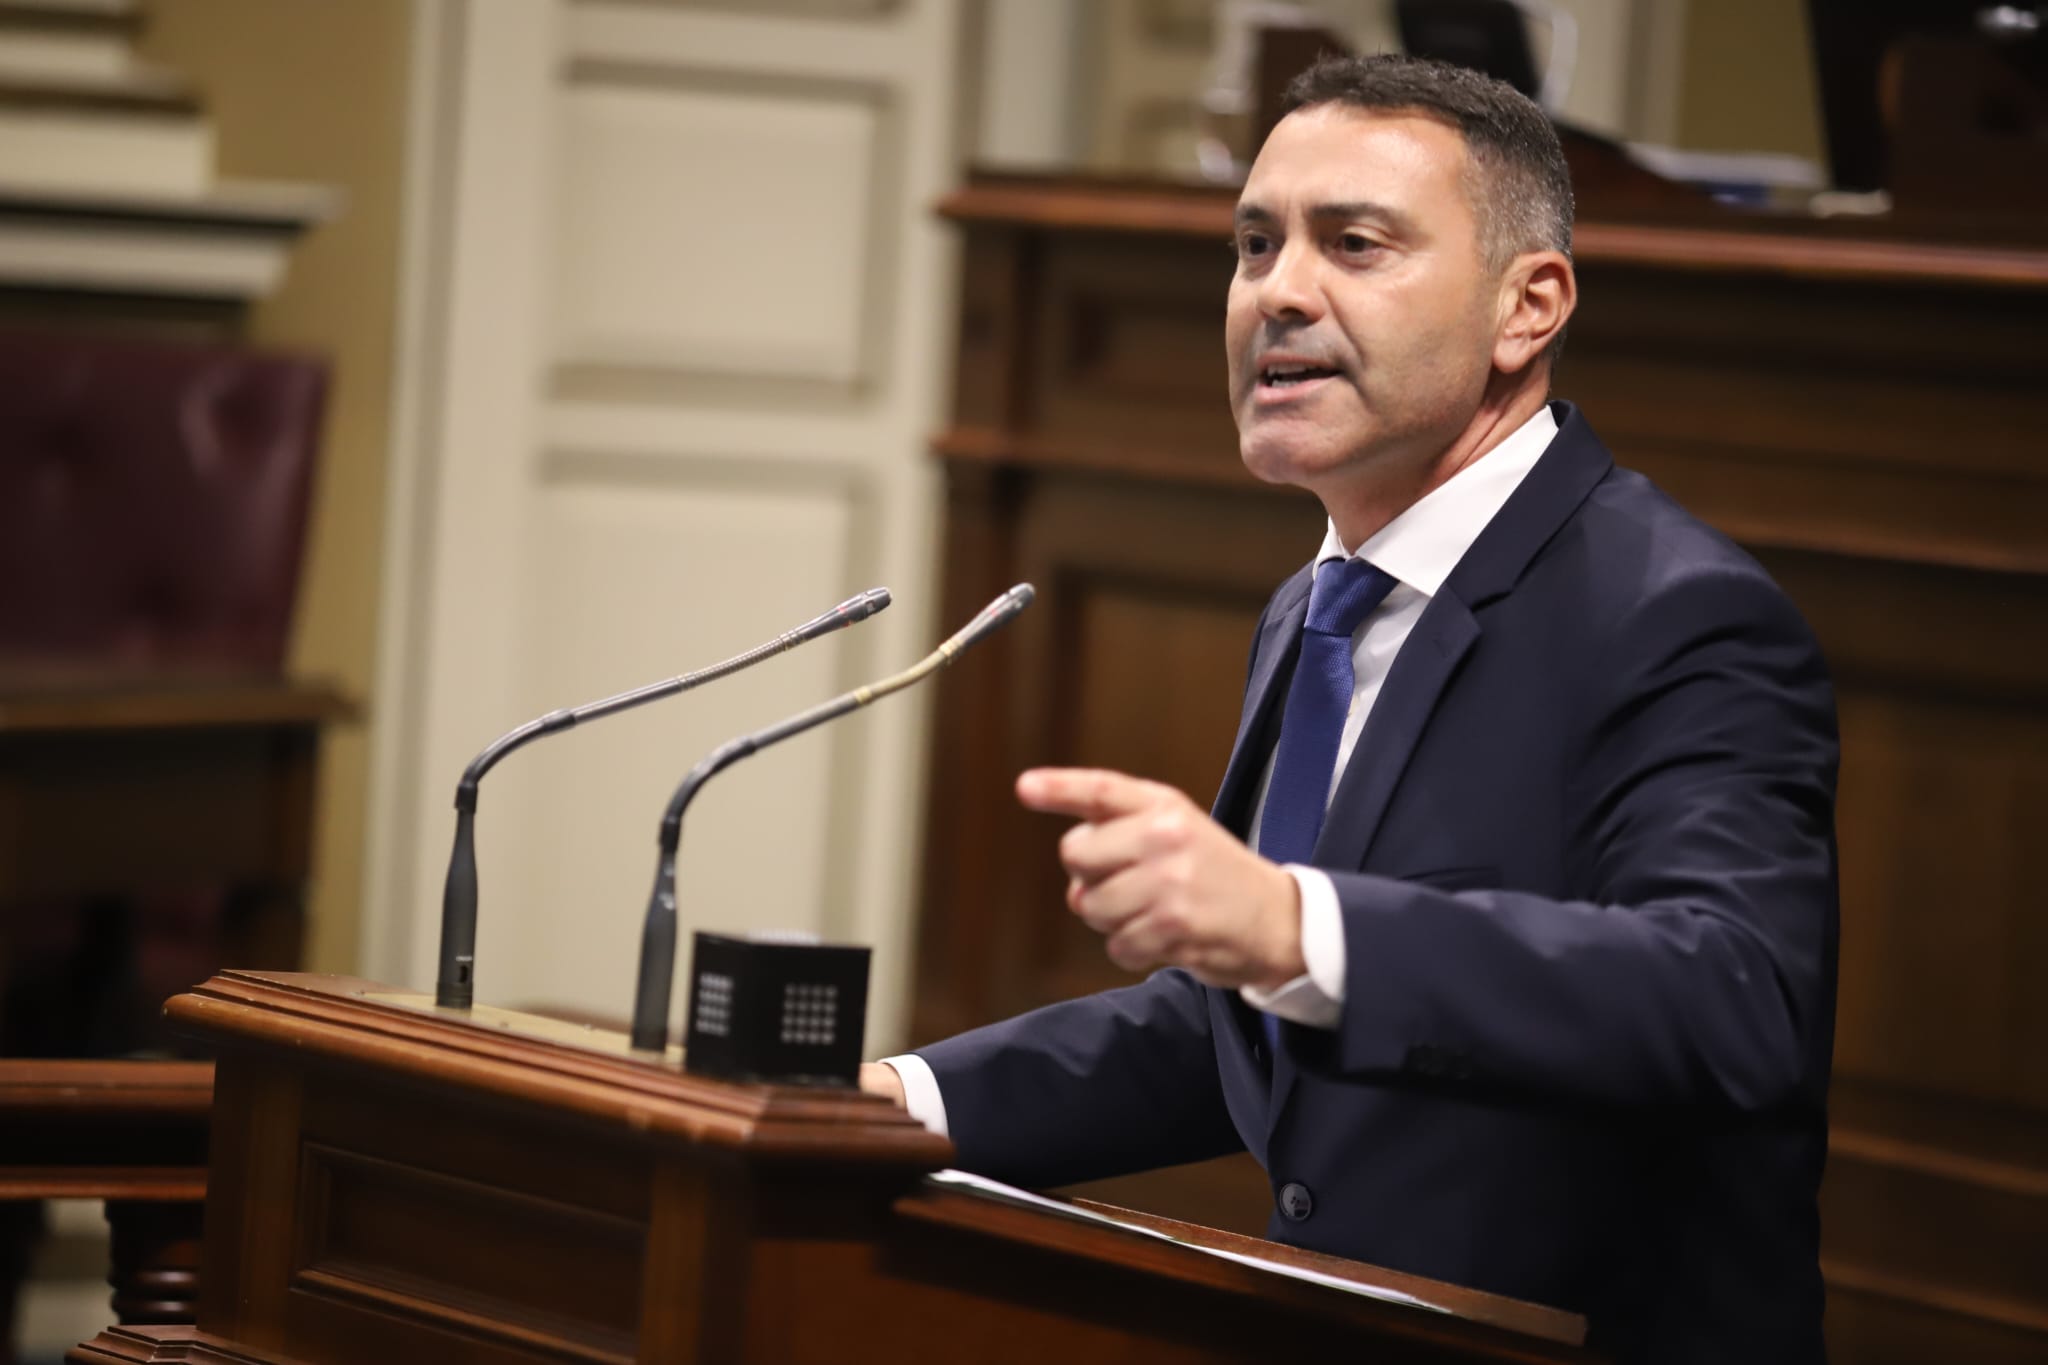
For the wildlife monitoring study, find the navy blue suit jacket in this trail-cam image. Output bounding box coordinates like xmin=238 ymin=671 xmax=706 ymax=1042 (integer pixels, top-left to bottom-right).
xmin=918 ymin=404 xmax=1840 ymax=1363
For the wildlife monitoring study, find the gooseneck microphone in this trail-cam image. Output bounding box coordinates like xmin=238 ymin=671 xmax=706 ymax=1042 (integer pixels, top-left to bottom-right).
xmin=627 ymin=583 xmax=1036 ymax=1053
xmin=433 ymin=588 xmax=891 ymax=1010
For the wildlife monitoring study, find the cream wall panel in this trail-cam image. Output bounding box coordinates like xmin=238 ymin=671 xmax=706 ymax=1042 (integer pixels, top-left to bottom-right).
xmin=543 ymin=392 xmax=910 ymax=463
xmin=567 ymin=3 xmax=911 ymax=82
xmin=552 ymin=78 xmax=882 ymax=383
xmin=1545 ymin=0 xmax=1633 ymax=138
xmin=370 ymin=0 xmax=968 ymax=1053
xmin=636 ymin=1 xmax=899 ymax=16
xmin=374 ymin=0 xmax=561 ymax=994
xmin=1084 ymin=0 xmax=1209 ymax=176
xmin=976 ymin=0 xmax=1088 ymax=167
xmin=478 ymin=473 xmax=859 ymax=1016
xmin=1626 ymin=0 xmax=1688 ymax=145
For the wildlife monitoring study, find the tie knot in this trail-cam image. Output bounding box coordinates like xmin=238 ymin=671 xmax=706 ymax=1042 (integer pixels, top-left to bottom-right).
xmin=1305 ymin=558 xmax=1396 ymax=638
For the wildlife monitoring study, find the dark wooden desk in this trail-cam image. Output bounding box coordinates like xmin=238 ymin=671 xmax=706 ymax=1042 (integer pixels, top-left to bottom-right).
xmin=0 ymin=673 xmax=353 ymax=899
xmin=0 ymin=1061 xmax=213 ymax=1365
xmin=910 ymin=173 xmax=2048 ymax=1363
xmin=0 ymin=674 xmax=352 ymax=1052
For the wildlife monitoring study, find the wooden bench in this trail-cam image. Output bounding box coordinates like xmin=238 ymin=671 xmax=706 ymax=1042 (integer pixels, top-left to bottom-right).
xmin=0 ymin=1061 xmax=212 ymax=1365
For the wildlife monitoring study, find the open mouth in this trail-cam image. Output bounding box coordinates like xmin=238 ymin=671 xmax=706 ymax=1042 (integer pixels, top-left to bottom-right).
xmin=1258 ymin=362 xmax=1340 ymax=388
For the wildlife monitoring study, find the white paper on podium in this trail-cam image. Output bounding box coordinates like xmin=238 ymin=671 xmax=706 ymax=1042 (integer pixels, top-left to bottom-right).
xmin=926 ymin=1169 xmax=1446 ymax=1314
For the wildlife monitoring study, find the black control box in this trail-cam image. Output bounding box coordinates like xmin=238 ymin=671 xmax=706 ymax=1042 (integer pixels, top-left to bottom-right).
xmin=681 ymin=931 xmax=869 ymax=1086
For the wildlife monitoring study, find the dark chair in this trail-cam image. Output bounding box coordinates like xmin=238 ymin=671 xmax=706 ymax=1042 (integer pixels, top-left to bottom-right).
xmin=0 ymin=328 xmax=326 ymax=672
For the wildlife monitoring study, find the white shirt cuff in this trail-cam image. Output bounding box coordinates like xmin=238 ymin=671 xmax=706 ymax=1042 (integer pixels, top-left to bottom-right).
xmin=880 ymin=1053 xmax=949 ymax=1137
xmin=1239 ymin=865 xmax=1346 ymax=1030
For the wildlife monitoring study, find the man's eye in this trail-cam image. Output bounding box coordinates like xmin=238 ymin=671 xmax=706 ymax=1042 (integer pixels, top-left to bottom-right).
xmin=1237 ymin=233 xmax=1272 ymax=258
xmin=1339 ymin=232 xmax=1377 ymax=253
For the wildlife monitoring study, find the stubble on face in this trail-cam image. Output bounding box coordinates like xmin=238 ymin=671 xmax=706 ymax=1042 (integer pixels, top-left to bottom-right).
xmin=1224 ymin=107 xmax=1504 ymax=542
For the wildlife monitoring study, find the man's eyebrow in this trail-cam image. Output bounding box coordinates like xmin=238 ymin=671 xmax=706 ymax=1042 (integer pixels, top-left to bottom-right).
xmin=1231 ymin=199 xmax=1419 ymax=235
xmin=1311 ymin=200 xmax=1418 ymax=234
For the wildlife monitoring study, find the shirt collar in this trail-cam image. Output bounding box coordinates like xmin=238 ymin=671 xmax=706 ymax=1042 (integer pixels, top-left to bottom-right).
xmin=1314 ymin=403 xmax=1559 ymax=598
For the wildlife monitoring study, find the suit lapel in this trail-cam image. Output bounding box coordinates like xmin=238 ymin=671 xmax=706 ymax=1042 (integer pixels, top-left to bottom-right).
xmin=1206 ymin=568 xmax=1312 ymax=1126
xmin=1211 ymin=567 xmax=1313 ymax=836
xmin=1311 ymin=593 xmax=1481 ymax=871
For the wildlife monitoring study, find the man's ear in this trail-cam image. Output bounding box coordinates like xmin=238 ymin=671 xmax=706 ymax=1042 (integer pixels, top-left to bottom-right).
xmin=1493 ymin=252 xmax=1576 ymax=374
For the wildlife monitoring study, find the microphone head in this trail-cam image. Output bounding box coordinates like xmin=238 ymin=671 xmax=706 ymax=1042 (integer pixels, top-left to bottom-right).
xmin=982 ymin=582 xmax=1034 ymax=624
xmin=796 ymin=587 xmax=892 ymax=643
xmin=942 ymin=582 xmax=1035 ymax=657
xmin=838 ymin=586 xmax=892 ymax=624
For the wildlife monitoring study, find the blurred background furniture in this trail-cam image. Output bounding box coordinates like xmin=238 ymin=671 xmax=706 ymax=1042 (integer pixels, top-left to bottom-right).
xmin=1808 ymin=0 xmax=2048 ymax=210
xmin=0 ymin=7 xmax=341 ymax=1358
xmin=0 ymin=1062 xmax=212 ymax=1365
xmin=0 ymin=326 xmax=338 ymax=1060
xmin=0 ymin=328 xmax=344 ymax=1364
xmin=0 ymin=676 xmax=350 ymax=1057
xmin=0 ymin=332 xmax=327 ymax=675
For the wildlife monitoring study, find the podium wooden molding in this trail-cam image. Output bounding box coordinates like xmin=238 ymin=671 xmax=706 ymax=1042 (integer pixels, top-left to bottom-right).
xmin=89 ymin=972 xmax=1589 ymax=1364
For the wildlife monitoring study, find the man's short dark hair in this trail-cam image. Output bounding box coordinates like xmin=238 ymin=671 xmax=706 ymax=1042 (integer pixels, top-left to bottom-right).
xmin=1281 ymin=54 xmax=1574 ymax=276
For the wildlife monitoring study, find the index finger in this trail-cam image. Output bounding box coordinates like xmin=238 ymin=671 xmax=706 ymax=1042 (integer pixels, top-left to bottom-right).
xmin=1016 ymin=767 xmax=1175 ymax=822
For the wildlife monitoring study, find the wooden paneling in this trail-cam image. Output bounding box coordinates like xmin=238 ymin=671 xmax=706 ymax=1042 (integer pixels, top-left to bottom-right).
xmin=1029 ymin=234 xmax=1235 ymax=456
xmin=912 ymin=465 xmax=1318 ymax=1041
xmin=912 ymin=174 xmax=2048 ymax=1360
xmin=1565 ymin=264 xmax=2048 ymax=574
xmin=1010 ymin=477 xmax=1319 ymax=1010
xmin=296 ymin=1143 xmax=641 ymax=1354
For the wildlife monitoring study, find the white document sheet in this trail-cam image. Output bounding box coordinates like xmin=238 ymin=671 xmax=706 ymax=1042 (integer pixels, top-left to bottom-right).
xmin=926 ymin=1168 xmax=1446 ymax=1314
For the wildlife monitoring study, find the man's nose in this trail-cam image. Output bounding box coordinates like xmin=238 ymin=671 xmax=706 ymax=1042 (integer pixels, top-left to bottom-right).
xmin=1256 ymin=240 xmax=1325 ymax=322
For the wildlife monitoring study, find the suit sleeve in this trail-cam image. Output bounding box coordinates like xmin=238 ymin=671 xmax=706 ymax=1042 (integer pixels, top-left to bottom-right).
xmin=915 ymin=968 xmax=1245 ymax=1188
xmin=1291 ymin=566 xmax=1839 ymax=1113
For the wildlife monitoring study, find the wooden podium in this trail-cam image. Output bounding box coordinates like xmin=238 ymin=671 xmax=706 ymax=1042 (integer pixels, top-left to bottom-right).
xmin=69 ymin=972 xmax=1591 ymax=1364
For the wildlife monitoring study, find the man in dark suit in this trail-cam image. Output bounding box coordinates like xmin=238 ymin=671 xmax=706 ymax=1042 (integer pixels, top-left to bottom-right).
xmin=864 ymin=55 xmax=1838 ymax=1364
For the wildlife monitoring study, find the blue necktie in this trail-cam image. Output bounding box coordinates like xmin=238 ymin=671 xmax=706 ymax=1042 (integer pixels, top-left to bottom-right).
xmin=1256 ymin=557 xmax=1397 ymax=1046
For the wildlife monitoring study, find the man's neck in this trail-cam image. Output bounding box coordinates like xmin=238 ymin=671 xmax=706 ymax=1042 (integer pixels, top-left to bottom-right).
xmin=1323 ymin=378 xmax=1550 ymax=552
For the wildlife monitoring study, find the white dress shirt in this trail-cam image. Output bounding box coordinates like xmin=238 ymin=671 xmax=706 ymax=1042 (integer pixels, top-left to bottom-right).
xmin=886 ymin=405 xmax=1560 ymax=1137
